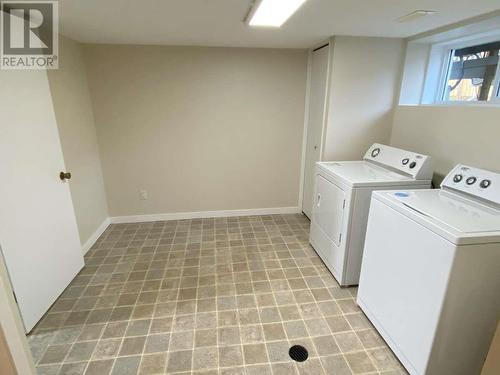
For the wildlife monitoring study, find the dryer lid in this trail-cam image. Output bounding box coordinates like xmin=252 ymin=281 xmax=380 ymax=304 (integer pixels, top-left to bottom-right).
xmin=317 ymin=161 xmax=416 ymax=186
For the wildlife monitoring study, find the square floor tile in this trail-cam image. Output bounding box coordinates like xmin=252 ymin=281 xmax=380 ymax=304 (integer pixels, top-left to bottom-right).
xmin=59 ymin=362 xmax=86 ymax=375
xmin=266 ymin=340 xmax=290 ymax=363
xmin=111 ymin=356 xmax=141 ymax=375
xmin=284 ymin=321 xmax=308 ymax=339
xmin=345 ymin=351 xmax=377 ymax=374
xmin=93 ymin=339 xmax=121 ymax=360
xmin=125 ymin=319 xmax=151 ymax=336
xmin=144 ymin=334 xmax=170 ymax=353
xmin=272 ymin=362 xmax=299 ymax=375
xmin=36 ymin=365 xmax=60 ymax=375
xmin=219 ymin=345 xmax=244 ymax=367
xmin=39 ymin=344 xmax=72 ymax=364
xmin=312 ymin=335 xmax=340 ymax=356
xmin=334 ymin=332 xmax=364 ymax=353
xmin=246 ymin=364 xmax=272 ymax=375
xmin=356 ymin=329 xmax=385 ymax=349
xmin=193 ymin=347 xmax=218 ymax=370
xmin=218 ymin=327 xmax=241 ymax=346
xmin=84 ymin=359 xmax=114 ymax=375
xmin=169 ymin=331 xmax=194 ymax=351
xmin=238 ymin=309 xmax=260 ymax=325
xmin=138 ymin=353 xmax=166 ymax=374
xmin=240 ymin=325 xmax=265 ymax=344
xmin=326 ymin=316 xmax=351 ymax=333
xmin=166 ymin=350 xmax=192 ymax=373
xmin=119 ymin=336 xmax=146 ymax=356
xmin=262 ymin=323 xmax=286 ymax=341
xmin=243 ymin=343 xmax=269 ymax=365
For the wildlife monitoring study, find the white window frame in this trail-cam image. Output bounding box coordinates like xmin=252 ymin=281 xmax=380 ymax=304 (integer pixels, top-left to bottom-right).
xmin=433 ymin=31 xmax=500 ymax=105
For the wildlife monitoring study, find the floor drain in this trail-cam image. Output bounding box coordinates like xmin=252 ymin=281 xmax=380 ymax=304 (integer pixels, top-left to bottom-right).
xmin=289 ymin=345 xmax=308 ymax=362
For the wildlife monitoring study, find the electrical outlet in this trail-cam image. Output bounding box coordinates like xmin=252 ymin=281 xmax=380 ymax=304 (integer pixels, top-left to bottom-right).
xmin=139 ymin=190 xmax=148 ymax=200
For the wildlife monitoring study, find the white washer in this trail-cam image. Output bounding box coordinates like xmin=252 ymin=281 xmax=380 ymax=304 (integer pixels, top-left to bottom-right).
xmin=309 ymin=143 xmax=433 ymax=286
xmin=357 ymin=164 xmax=500 ymax=375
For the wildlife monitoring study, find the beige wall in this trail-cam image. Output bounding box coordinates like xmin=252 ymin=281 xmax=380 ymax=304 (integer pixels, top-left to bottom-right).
xmin=83 ymin=45 xmax=307 ymax=217
xmin=47 ymin=36 xmax=109 ymax=246
xmin=391 ymin=105 xmax=500 ymax=183
xmin=323 ymin=36 xmax=404 ymax=161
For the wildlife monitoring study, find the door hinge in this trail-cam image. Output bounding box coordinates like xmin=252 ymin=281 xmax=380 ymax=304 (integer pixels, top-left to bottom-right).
xmin=342 ymin=200 xmax=346 ymax=209
xmin=12 ymin=291 xmax=18 ymax=304
xmin=339 ymin=233 xmax=342 ymax=244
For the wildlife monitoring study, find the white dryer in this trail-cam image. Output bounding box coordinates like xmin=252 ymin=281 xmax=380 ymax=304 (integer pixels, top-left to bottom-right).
xmin=309 ymin=143 xmax=433 ymax=286
xmin=357 ymin=165 xmax=500 ymax=375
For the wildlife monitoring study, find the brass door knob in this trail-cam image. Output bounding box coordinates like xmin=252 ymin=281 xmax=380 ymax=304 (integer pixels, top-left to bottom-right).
xmin=60 ymin=172 xmax=72 ymax=181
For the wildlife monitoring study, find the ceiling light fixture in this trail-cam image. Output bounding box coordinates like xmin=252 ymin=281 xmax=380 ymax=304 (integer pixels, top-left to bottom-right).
xmin=246 ymin=0 xmax=309 ymax=28
xmin=397 ymin=10 xmax=437 ymax=23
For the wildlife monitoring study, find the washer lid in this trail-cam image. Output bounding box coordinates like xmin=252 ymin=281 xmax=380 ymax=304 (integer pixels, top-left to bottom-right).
xmin=374 ymin=190 xmax=500 ymax=244
xmin=316 ymin=161 xmax=424 ymax=187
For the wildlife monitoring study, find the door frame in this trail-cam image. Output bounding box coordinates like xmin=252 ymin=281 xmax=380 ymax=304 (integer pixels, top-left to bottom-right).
xmin=299 ymin=37 xmax=335 ymax=214
xmin=0 ymin=245 xmax=36 ymax=375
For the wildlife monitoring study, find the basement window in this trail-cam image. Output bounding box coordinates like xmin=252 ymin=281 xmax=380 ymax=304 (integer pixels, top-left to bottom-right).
xmin=441 ymin=41 xmax=500 ymax=103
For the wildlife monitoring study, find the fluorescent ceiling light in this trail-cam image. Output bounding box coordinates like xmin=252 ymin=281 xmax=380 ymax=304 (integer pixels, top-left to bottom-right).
xmin=397 ymin=10 xmax=436 ymax=23
xmin=248 ymin=0 xmax=308 ymax=28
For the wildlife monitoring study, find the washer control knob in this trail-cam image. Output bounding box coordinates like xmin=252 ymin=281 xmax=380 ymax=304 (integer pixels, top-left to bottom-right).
xmin=371 ymin=148 xmax=380 ymax=157
xmin=466 ymin=177 xmax=477 ymax=185
xmin=409 ymin=161 xmax=417 ymax=169
xmin=480 ymin=179 xmax=491 ymax=189
xmin=402 ymin=158 xmax=409 ymax=165
xmin=453 ymin=174 xmax=463 ymax=183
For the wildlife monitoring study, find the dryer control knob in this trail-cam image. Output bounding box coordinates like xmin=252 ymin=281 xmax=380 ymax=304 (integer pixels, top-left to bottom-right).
xmin=409 ymin=161 xmax=417 ymax=169
xmin=453 ymin=174 xmax=463 ymax=183
xmin=371 ymin=148 xmax=380 ymax=157
xmin=402 ymin=158 xmax=409 ymax=165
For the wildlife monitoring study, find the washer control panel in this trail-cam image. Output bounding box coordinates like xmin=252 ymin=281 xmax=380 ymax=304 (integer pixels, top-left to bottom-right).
xmin=442 ymin=165 xmax=500 ymax=206
xmin=363 ymin=143 xmax=433 ymax=180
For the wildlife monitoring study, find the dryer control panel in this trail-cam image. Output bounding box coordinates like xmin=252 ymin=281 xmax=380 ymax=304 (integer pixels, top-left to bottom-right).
xmin=442 ymin=165 xmax=500 ymax=206
xmin=363 ymin=143 xmax=433 ymax=180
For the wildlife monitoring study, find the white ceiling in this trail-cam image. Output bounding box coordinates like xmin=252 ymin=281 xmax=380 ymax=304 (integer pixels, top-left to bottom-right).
xmin=58 ymin=0 xmax=500 ymax=48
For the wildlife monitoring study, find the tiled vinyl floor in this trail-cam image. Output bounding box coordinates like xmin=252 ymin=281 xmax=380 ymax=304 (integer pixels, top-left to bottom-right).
xmin=29 ymin=214 xmax=408 ymax=375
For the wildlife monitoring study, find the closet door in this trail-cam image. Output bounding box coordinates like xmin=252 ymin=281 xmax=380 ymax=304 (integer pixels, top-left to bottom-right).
xmin=302 ymin=44 xmax=329 ymax=218
xmin=0 ymin=65 xmax=84 ymax=333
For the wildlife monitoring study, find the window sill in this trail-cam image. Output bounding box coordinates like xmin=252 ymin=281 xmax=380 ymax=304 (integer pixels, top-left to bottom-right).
xmin=398 ymin=102 xmax=500 ymax=108
xmin=429 ymin=101 xmax=500 ymax=107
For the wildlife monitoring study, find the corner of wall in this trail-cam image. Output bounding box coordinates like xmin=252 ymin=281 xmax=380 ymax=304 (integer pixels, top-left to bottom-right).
xmin=388 ymin=39 xmax=409 ymax=146
xmin=0 ymin=249 xmax=36 ymax=375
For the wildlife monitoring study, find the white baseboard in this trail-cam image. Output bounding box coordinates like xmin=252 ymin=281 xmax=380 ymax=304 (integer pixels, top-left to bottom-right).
xmin=81 ymin=218 xmax=111 ymax=255
xmin=109 ymin=206 xmax=301 ymax=224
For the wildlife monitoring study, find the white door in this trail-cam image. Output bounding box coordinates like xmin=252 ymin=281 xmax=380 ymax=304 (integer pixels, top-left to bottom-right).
xmin=0 ymin=67 xmax=84 ymax=332
xmin=302 ymin=44 xmax=329 ymax=218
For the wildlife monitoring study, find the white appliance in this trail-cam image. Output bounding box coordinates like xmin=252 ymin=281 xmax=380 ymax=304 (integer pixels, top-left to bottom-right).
xmin=309 ymin=143 xmax=433 ymax=286
xmin=357 ymin=165 xmax=500 ymax=375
